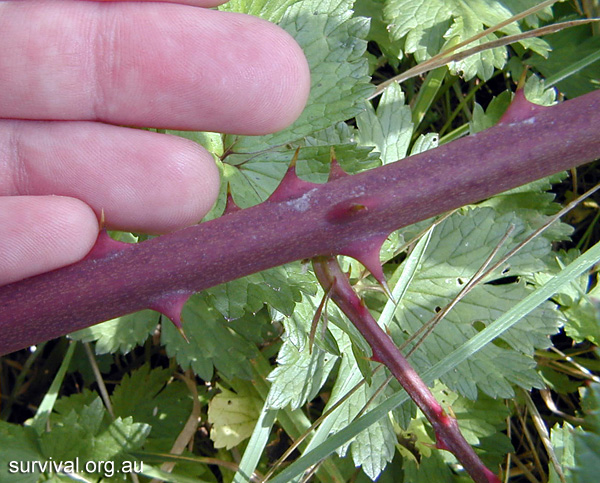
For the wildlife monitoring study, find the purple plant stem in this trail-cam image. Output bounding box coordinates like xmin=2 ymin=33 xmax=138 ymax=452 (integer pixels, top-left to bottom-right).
xmin=312 ymin=256 xmax=500 ymax=483
xmin=0 ymin=91 xmax=599 ymax=355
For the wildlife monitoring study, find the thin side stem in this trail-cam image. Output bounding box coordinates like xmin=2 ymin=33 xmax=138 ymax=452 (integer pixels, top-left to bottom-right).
xmin=312 ymin=256 xmax=501 ymax=483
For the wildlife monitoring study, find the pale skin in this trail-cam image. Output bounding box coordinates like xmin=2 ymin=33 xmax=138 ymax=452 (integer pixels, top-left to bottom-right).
xmin=0 ymin=0 xmax=311 ymax=286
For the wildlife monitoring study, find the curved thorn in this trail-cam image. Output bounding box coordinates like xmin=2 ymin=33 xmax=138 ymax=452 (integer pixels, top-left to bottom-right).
xmin=149 ymin=290 xmax=194 ymax=338
xmin=328 ymin=147 xmax=349 ymax=181
xmin=338 ymin=234 xmax=389 ymax=288
xmin=498 ymin=88 xmax=549 ymax=125
xmin=267 ymin=148 xmax=320 ymax=203
xmin=83 ymin=230 xmax=134 ymax=261
xmin=176 ymin=325 xmax=190 ymax=343
xmin=223 ymin=184 xmax=241 ymax=215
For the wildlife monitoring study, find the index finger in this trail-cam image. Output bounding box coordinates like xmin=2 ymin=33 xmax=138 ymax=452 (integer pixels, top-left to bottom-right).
xmin=0 ymin=1 xmax=310 ymax=134
xmin=89 ymin=0 xmax=228 ymax=6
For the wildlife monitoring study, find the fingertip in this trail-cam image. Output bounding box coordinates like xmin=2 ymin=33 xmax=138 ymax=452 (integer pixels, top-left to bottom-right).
xmin=129 ymin=135 xmax=220 ymax=233
xmin=0 ymin=196 xmax=99 ymax=286
xmin=239 ymin=19 xmax=311 ymax=134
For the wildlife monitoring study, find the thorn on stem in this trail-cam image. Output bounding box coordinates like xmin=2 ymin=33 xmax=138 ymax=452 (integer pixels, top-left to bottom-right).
xmin=498 ymin=88 xmax=549 ymax=125
xmin=338 ymin=234 xmax=390 ymax=291
xmin=177 ymin=326 xmax=190 ymax=343
xmin=328 ymin=147 xmax=349 ymax=181
xmin=267 ymin=148 xmax=320 ymax=203
xmin=83 ymin=229 xmax=134 ymax=261
xmin=223 ymin=184 xmax=241 ymax=215
xmin=149 ymin=290 xmax=194 ymax=341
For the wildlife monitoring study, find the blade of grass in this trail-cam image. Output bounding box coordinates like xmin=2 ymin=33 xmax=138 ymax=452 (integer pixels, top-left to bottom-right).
xmin=268 ymin=240 xmax=600 ymax=483
xmin=545 ymin=49 xmax=600 ymax=88
xmin=232 ymin=404 xmax=277 ymax=483
xmin=236 ymin=348 xmax=345 ymax=483
xmin=28 ymin=341 xmax=76 ymax=433
xmin=379 ymin=224 xmax=434 ymax=327
xmin=440 ymin=123 xmax=469 ymax=144
xmin=411 ymin=67 xmax=447 ymax=129
xmin=439 ymin=82 xmax=483 ymax=137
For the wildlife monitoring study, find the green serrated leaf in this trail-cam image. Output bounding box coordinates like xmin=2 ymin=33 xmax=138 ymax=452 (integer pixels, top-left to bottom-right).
xmin=162 ymin=295 xmax=259 ymax=380
xmin=392 ymin=207 xmax=563 ymax=399
xmin=32 ymin=396 xmax=150 ymax=480
xmin=111 ymin=364 xmax=194 ymax=444
xmin=215 ymin=0 xmax=374 ymax=222
xmin=220 ymin=0 xmax=302 ymax=23
xmin=410 ymin=132 xmax=439 ymax=154
xmin=208 ymin=385 xmax=263 ymax=450
xmin=206 ymin=264 xmax=312 ymax=320
xmin=351 ymin=406 xmax=397 ymax=480
xmin=470 ymin=90 xmax=512 ymax=133
xmin=445 ymin=17 xmax=506 ymax=81
xmin=561 ymin=278 xmax=600 ymax=345
xmin=402 ymin=448 xmax=456 ymax=482
xmin=0 ymin=422 xmax=42 ymax=483
xmin=266 ymin=335 xmax=338 ymax=410
xmin=267 ymin=290 xmax=363 ymax=413
xmin=93 ymin=416 xmax=150 ymax=462
xmin=533 ymin=249 xmax=600 ymax=345
xmin=317 ymin=330 xmax=396 ymax=477
xmin=470 ymin=75 xmax=556 ymax=136
xmin=69 ymin=310 xmax=159 ymax=355
xmin=223 ymin=142 xmax=377 ymax=208
xmin=224 ymin=0 xmax=371 ymax=155
xmin=384 ymin=0 xmax=451 ymax=60
xmin=357 ymin=82 xmax=413 ymax=164
xmin=354 ymin=0 xmax=404 ymax=63
xmin=384 ymin=0 xmax=550 ymax=79
xmin=52 ymin=389 xmax=99 ymax=419
xmin=39 ymin=398 xmax=105 ymax=461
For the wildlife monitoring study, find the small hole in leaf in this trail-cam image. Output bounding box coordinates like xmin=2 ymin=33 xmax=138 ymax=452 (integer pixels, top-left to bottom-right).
xmin=434 ymin=306 xmax=442 ymax=313
xmin=502 ymin=267 xmax=510 ymax=275
xmin=457 ymin=278 xmax=464 ymax=285
xmin=488 ymin=275 xmax=518 ymax=285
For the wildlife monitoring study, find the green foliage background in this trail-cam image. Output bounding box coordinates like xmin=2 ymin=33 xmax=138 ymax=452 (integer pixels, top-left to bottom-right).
xmin=2 ymin=0 xmax=599 ymax=482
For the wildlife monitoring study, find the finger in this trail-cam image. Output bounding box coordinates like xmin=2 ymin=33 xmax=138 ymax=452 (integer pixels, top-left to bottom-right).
xmin=89 ymin=0 xmax=229 ymax=7
xmin=0 ymin=120 xmax=221 ymax=233
xmin=0 ymin=196 xmax=99 ymax=286
xmin=0 ymin=1 xmax=310 ymax=134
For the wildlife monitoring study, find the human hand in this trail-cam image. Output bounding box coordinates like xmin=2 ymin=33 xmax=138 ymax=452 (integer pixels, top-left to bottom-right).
xmin=0 ymin=0 xmax=310 ymax=286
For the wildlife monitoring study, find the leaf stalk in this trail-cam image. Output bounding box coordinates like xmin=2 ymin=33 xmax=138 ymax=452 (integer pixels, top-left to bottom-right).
xmin=311 ymin=256 xmax=501 ymax=483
